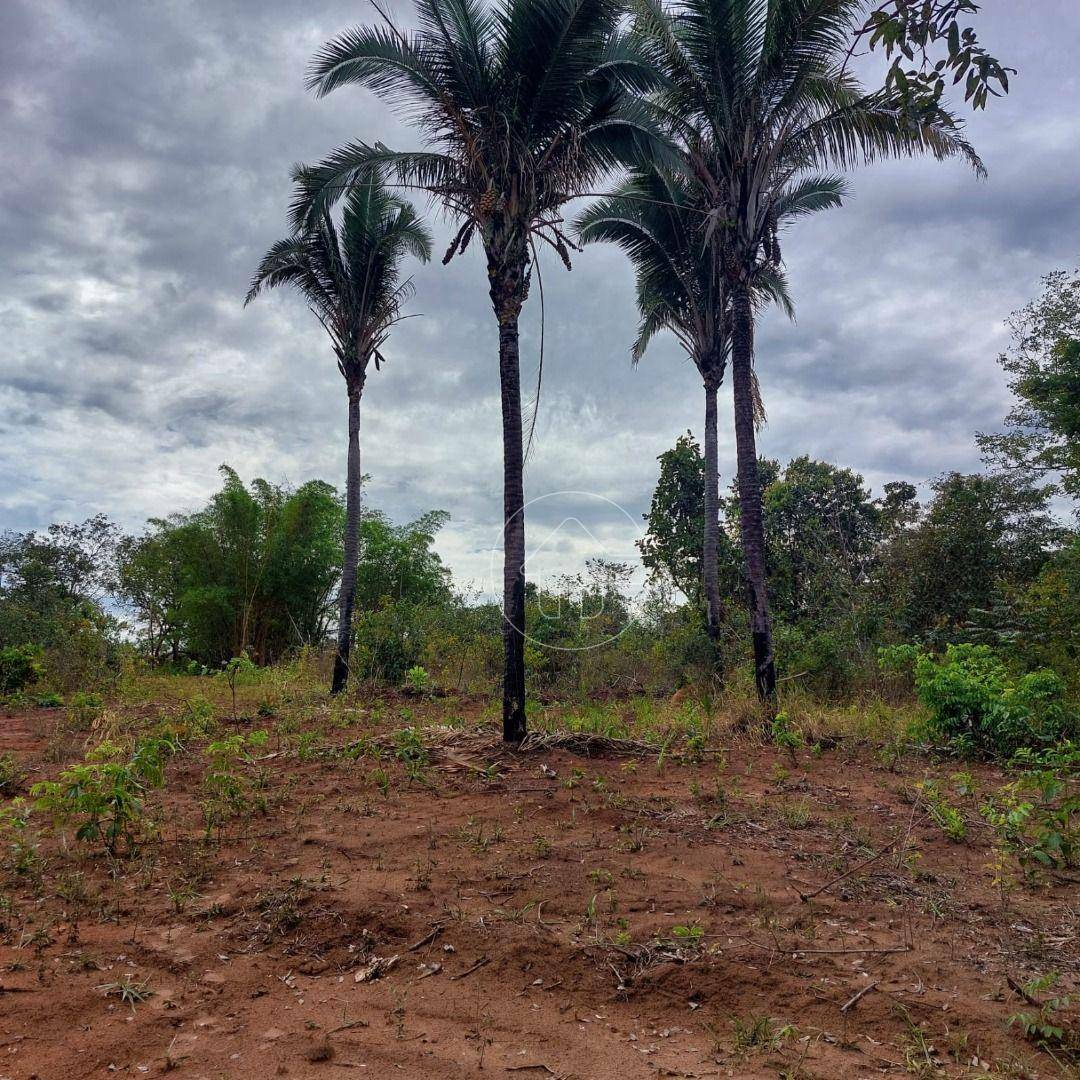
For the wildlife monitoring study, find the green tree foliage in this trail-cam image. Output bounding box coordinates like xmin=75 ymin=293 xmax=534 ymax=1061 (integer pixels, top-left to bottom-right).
xmin=639 ymin=435 xmax=1077 ymax=699
xmin=880 ymin=643 xmax=1076 ymax=758
xmin=977 ymin=269 xmax=1080 ymax=503
xmin=878 ymin=472 xmax=1064 ymax=644
xmin=114 ymin=529 xmax=186 ymax=666
xmin=638 ymin=434 xmax=707 ymax=602
xmin=861 ymin=1 xmax=1012 ymax=111
xmin=0 ymin=516 xmax=123 ymax=691
xmin=753 ymin=458 xmax=885 ymax=693
xmin=1007 ymin=537 xmax=1080 ymax=693
xmin=759 ymin=457 xmax=882 ymax=625
xmin=350 ymin=510 xmax=454 ymax=684
xmin=642 ymin=444 xmax=887 ymax=627
xmin=527 ymin=559 xmax=634 ymax=655
xmin=117 ymin=468 xmax=344 ymax=667
xmin=0 ymin=645 xmax=44 ymax=696
xmin=354 ymin=510 xmax=451 ymax=613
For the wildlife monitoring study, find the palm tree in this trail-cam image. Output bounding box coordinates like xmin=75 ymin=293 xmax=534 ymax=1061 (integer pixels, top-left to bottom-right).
xmin=629 ymin=0 xmax=983 ymax=704
xmin=245 ymin=175 xmax=432 ymax=694
xmin=577 ymin=162 xmax=843 ymax=655
xmin=291 ymin=0 xmax=661 ymax=740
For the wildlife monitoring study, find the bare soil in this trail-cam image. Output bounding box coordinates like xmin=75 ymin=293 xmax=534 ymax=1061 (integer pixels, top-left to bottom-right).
xmin=0 ymin=698 xmax=1076 ymax=1079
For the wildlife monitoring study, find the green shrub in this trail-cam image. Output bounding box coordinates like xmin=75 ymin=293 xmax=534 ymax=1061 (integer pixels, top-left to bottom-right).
xmin=66 ymin=691 xmax=104 ymax=729
xmin=771 ymin=711 xmax=804 ymax=760
xmin=919 ymin=780 xmax=967 ymax=841
xmin=0 ymin=753 xmax=24 ymax=797
xmin=882 ymin=643 xmax=1076 ymax=757
xmin=180 ymin=694 xmax=216 ymax=736
xmin=404 ymin=665 xmax=430 ymax=694
xmin=32 ymin=735 xmax=180 ymax=855
xmin=773 ymin=623 xmax=864 ymax=698
xmin=0 ymin=645 xmax=44 ymax=696
xmin=0 ymin=798 xmax=37 ymax=877
xmin=353 ymin=602 xmax=429 ymax=684
xmin=200 ymin=730 xmax=269 ymax=835
xmin=981 ymin=742 xmax=1078 ymax=874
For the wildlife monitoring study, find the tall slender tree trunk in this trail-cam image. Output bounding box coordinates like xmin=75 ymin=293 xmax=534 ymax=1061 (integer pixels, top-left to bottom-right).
xmin=730 ymin=284 xmax=777 ymax=704
xmin=498 ymin=312 xmax=527 ymax=741
xmin=331 ymin=378 xmax=364 ymax=694
xmin=489 ymin=236 xmax=528 ymax=742
xmin=702 ymin=377 xmax=724 ymax=647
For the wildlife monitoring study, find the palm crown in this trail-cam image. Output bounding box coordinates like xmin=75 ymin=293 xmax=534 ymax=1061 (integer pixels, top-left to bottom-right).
xmin=247 ymin=176 xmax=432 ymax=383
xmin=291 ymin=0 xmax=663 ymax=289
xmin=629 ymin=0 xmax=983 ymax=281
xmin=577 ymin=161 xmax=844 ymax=382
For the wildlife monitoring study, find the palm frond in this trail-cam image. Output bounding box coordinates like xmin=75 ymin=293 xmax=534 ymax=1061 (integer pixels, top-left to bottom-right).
xmin=290 ymin=146 xmax=461 ymax=230
xmin=306 ymin=22 xmax=446 ymax=113
xmin=772 ymin=173 xmax=847 ymax=221
xmin=248 ymin=173 xmax=430 ymax=379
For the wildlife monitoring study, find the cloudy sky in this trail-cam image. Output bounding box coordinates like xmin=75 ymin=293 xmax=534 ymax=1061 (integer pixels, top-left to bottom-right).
xmin=1 ymin=0 xmax=1077 ymax=592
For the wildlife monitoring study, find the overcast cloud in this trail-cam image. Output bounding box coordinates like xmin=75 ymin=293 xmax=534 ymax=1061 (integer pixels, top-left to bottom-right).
xmin=1 ymin=0 xmax=1077 ymax=591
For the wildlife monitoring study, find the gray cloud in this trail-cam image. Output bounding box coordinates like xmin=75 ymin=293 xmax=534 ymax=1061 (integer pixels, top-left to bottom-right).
xmin=1 ymin=0 xmax=1077 ymax=589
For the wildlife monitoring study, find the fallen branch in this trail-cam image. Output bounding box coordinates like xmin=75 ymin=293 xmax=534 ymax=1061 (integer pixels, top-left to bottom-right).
xmin=840 ymin=981 xmax=879 ymax=1013
xmin=325 ymin=1019 xmax=369 ymax=1036
xmin=406 ymin=925 xmax=442 ymax=952
xmin=450 ymin=956 xmax=490 ymax=981
xmin=517 ymin=731 xmax=661 ymax=758
xmin=797 ymin=835 xmax=904 ymax=902
xmin=1006 ymin=974 xmax=1042 ymax=1008
xmin=742 ymin=938 xmax=910 ymax=957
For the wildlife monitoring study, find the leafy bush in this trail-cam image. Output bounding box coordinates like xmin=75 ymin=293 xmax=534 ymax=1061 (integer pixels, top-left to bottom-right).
xmin=981 ymin=742 xmax=1078 ymax=875
xmin=1007 ymin=972 xmax=1073 ymax=1053
xmin=881 ymin=643 xmax=1076 ymax=757
xmin=0 ymin=753 xmax=24 ymax=797
xmin=404 ymin=665 xmax=430 ymax=694
xmin=0 ymin=798 xmax=37 ymax=878
xmin=0 ymin=645 xmax=44 ymax=696
xmin=32 ymin=735 xmax=180 ymax=855
xmin=201 ymin=730 xmax=269 ymax=835
xmin=180 ymin=694 xmax=216 ymax=737
xmin=217 ymin=653 xmax=256 ymax=720
xmin=353 ymin=602 xmax=430 ymax=684
xmin=773 ymin=623 xmax=864 ymax=698
xmin=771 ymin=711 xmax=803 ymax=760
xmin=66 ymin=691 xmax=104 ymax=729
xmin=919 ymin=780 xmax=967 ymax=841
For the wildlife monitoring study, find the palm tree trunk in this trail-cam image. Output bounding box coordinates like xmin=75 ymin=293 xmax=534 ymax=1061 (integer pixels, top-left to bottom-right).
xmin=331 ymin=379 xmax=363 ymax=694
xmin=730 ymin=284 xmax=776 ymax=704
xmin=498 ymin=311 xmax=528 ymax=741
xmin=487 ymin=230 xmax=529 ymax=742
xmin=702 ymin=378 xmax=724 ymax=647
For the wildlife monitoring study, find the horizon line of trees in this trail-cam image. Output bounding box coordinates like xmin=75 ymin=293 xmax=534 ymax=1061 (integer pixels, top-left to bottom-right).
xmin=2 ymin=376 xmax=1076 ymax=704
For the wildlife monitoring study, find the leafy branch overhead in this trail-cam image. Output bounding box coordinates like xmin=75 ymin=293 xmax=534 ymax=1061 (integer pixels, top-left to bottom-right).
xmin=863 ymin=0 xmax=1013 ymax=111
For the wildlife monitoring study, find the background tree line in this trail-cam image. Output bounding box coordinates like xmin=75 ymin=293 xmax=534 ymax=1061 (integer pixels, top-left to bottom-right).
xmin=1 ymin=264 xmax=1075 ymax=714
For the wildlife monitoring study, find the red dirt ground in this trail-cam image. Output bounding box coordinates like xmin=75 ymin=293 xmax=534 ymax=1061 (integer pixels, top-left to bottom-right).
xmin=0 ymin=700 xmax=1076 ymax=1079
